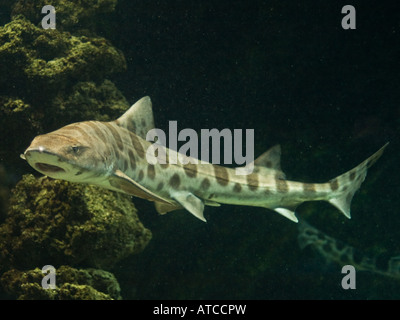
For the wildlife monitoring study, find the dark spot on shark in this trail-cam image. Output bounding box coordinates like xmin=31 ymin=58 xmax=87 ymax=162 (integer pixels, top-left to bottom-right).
xmin=130 ymin=120 xmax=137 ymax=133
xmin=183 ymin=163 xmax=197 ymax=178
xmin=159 ymin=150 xmax=169 ymax=168
xmin=330 ymin=179 xmax=339 ymax=191
xmin=138 ymin=169 xmax=144 ymax=181
xmin=86 ymin=121 xmax=107 ymax=142
xmin=303 ymin=183 xmax=316 ymax=193
xmin=129 ymin=132 xmax=145 ymax=158
xmin=104 ymin=122 xmax=124 ymax=152
xmin=276 ymin=178 xmax=288 ymax=193
xmin=123 ymin=159 xmax=129 ymax=172
xmin=246 ymin=173 xmax=259 ymax=191
xmin=128 ymin=149 xmax=136 ymax=170
xmin=349 ymin=171 xmax=356 ymax=181
xmin=157 ymin=182 xmax=164 ymax=191
xmin=214 ymin=165 xmax=229 ymax=186
xmin=200 ymin=178 xmax=211 ymax=190
xmin=147 ymin=164 xmax=156 ymax=180
xmin=233 ymin=183 xmax=242 ymax=193
xmin=169 ymin=173 xmax=181 ymax=189
xmin=61 ymin=125 xmax=94 ymax=147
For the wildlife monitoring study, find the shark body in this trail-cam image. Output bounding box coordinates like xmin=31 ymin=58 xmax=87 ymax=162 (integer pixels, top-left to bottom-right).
xmin=22 ymin=97 xmax=388 ymax=222
xmin=298 ymin=221 xmax=400 ymax=280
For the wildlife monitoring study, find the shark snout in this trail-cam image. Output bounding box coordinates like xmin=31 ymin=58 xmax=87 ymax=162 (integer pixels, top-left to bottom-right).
xmin=24 ymin=146 xmax=52 ymax=159
xmin=22 ymin=145 xmax=67 ymax=175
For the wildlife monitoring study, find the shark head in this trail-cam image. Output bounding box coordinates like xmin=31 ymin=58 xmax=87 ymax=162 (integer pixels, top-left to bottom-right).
xmin=22 ymin=124 xmax=110 ymax=182
xmin=22 ymin=97 xmax=156 ymax=185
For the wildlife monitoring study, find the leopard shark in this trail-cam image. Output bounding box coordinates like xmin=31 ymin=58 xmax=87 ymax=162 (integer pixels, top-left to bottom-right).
xmin=298 ymin=220 xmax=400 ymax=280
xmin=21 ymin=96 xmax=388 ymax=222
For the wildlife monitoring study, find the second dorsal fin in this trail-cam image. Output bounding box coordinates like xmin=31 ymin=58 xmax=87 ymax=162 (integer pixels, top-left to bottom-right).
xmin=254 ymin=144 xmax=282 ymax=170
xmin=235 ymin=145 xmax=286 ymax=178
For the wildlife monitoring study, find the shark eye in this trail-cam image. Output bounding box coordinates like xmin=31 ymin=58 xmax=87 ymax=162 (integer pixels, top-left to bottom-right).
xmin=71 ymin=146 xmax=80 ymax=154
xmin=69 ymin=145 xmax=88 ymax=155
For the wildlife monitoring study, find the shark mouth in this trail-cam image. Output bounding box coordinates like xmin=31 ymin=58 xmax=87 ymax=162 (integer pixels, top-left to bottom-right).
xmin=35 ymin=162 xmax=65 ymax=173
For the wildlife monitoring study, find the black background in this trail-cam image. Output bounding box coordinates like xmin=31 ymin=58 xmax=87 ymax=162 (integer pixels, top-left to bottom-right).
xmin=99 ymin=0 xmax=400 ymax=299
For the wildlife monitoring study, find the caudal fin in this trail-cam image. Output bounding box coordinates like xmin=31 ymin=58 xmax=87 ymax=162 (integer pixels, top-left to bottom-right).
xmin=327 ymin=143 xmax=388 ymax=219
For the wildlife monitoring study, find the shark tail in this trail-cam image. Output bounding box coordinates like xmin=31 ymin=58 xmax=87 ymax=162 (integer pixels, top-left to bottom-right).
xmin=327 ymin=143 xmax=388 ymax=219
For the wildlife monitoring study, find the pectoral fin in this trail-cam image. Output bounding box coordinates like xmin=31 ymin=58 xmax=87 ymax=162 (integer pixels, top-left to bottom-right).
xmin=109 ymin=169 xmax=172 ymax=204
xmin=171 ymin=191 xmax=206 ymax=222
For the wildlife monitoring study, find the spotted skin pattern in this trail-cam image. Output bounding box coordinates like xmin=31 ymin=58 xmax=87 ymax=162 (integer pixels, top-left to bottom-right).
xmin=22 ymin=97 xmax=388 ymax=223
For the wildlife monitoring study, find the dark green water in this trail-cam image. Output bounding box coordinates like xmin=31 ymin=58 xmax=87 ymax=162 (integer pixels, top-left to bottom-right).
xmin=111 ymin=0 xmax=400 ymax=300
xmin=0 ymin=0 xmax=399 ymax=300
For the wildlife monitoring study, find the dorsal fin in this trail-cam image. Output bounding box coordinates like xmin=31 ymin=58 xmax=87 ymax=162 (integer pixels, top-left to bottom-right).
xmin=236 ymin=144 xmax=286 ymax=178
xmin=254 ymin=144 xmax=282 ymax=170
xmin=115 ymin=96 xmax=155 ymax=139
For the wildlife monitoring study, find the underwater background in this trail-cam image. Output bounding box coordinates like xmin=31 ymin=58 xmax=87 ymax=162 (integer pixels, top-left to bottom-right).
xmin=0 ymin=0 xmax=399 ymax=299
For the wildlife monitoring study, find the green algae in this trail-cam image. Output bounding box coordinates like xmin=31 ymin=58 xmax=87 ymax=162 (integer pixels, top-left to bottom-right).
xmin=0 ymin=16 xmax=128 ymax=166
xmin=0 ymin=165 xmax=10 ymax=223
xmin=0 ymin=0 xmax=155 ymax=300
xmin=0 ymin=16 xmax=126 ymax=95
xmin=52 ymin=79 xmax=130 ymax=124
xmin=1 ymin=266 xmax=121 ymax=300
xmin=0 ymin=174 xmax=152 ymax=273
xmin=12 ymin=0 xmax=118 ymax=32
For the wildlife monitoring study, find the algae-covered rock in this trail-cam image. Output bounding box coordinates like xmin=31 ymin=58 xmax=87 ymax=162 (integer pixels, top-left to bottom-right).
xmin=51 ymin=79 xmax=130 ymax=124
xmin=0 ymin=16 xmax=126 ymax=96
xmin=12 ymin=0 xmax=117 ymax=32
xmin=0 ymin=79 xmax=129 ymax=167
xmin=0 ymin=174 xmax=152 ymax=272
xmin=0 ymin=0 xmax=148 ymax=301
xmin=0 ymin=165 xmax=10 ymax=223
xmin=0 ymin=14 xmax=128 ymax=169
xmin=1 ymin=265 xmax=121 ymax=300
xmin=0 ymin=96 xmax=41 ymax=158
